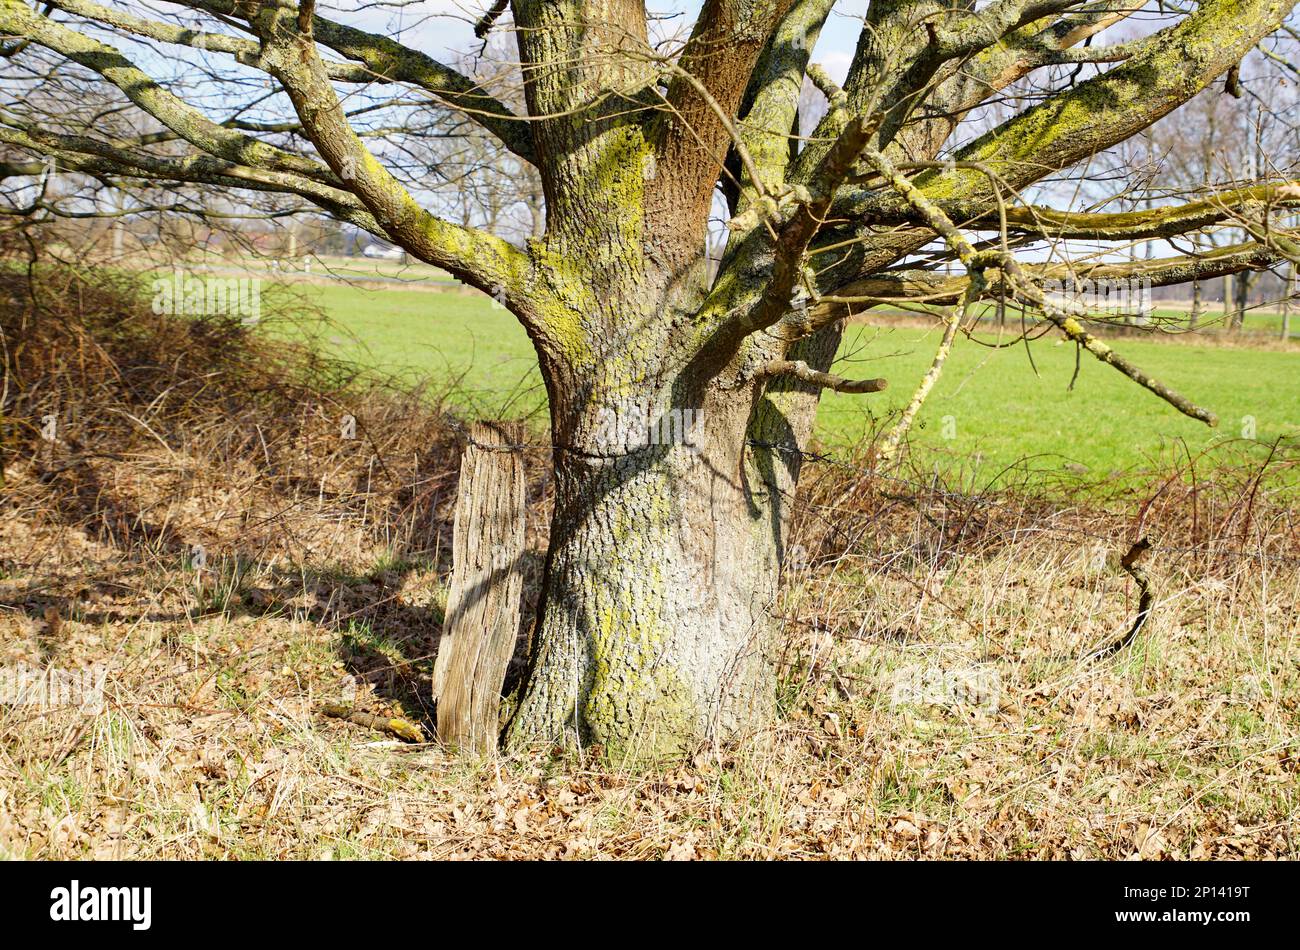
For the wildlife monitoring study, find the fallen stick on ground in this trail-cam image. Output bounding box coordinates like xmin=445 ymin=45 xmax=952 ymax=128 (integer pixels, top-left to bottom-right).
xmin=317 ymin=703 xmax=426 ymax=743
xmin=1086 ymin=538 xmax=1155 ymax=662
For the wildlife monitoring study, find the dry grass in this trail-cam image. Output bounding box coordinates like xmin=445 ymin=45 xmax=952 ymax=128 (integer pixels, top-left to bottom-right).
xmin=1 ymin=264 xmax=1296 ymax=860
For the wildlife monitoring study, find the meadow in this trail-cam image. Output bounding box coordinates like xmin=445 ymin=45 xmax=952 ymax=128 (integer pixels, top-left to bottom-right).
xmin=290 ymin=280 xmax=1300 ymax=477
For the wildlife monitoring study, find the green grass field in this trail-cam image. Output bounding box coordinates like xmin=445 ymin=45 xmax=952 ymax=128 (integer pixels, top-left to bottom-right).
xmin=295 ymin=283 xmax=544 ymax=414
xmin=287 ymin=281 xmax=1299 ymax=476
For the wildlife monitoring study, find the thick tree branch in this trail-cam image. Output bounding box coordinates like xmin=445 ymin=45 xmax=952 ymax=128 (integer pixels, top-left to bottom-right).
xmin=939 ymin=0 xmax=1291 ymax=194
xmin=821 ymin=242 xmax=1283 ymax=314
xmin=474 ymin=0 xmax=508 ymax=40
xmin=0 ymin=121 xmax=379 ymax=228
xmin=724 ymin=0 xmax=837 ymax=215
xmin=649 ymin=0 xmax=795 ymax=242
xmin=818 ymin=0 xmax=1289 ymax=307
xmin=875 ymin=5 xmax=1136 ymax=180
xmin=699 ymin=117 xmax=873 ymax=372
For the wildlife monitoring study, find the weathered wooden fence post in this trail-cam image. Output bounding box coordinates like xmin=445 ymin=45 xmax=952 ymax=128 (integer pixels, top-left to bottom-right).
xmin=430 ymin=421 xmax=527 ymax=753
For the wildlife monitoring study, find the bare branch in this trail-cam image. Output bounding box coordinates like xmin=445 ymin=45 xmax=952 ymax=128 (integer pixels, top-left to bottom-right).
xmin=861 ymin=181 xmax=1300 ymax=240
xmin=874 ymin=276 xmax=980 ymax=462
xmin=756 ymin=358 xmax=887 ymax=394
xmin=0 ymin=0 xmax=333 ymax=182
xmin=170 ymin=0 xmax=536 ymax=162
xmin=860 ymin=145 xmax=1219 ymax=427
xmin=248 ymin=4 xmax=542 ymax=333
xmin=474 ymin=0 xmax=508 ymax=40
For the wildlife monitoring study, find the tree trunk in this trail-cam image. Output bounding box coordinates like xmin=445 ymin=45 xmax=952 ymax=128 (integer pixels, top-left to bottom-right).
xmin=500 ymin=230 xmax=837 ymax=759
xmin=497 ymin=0 xmax=829 ymax=760
xmin=1189 ymin=279 xmax=1201 ymax=329
xmin=505 ymin=382 xmax=798 ymax=761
